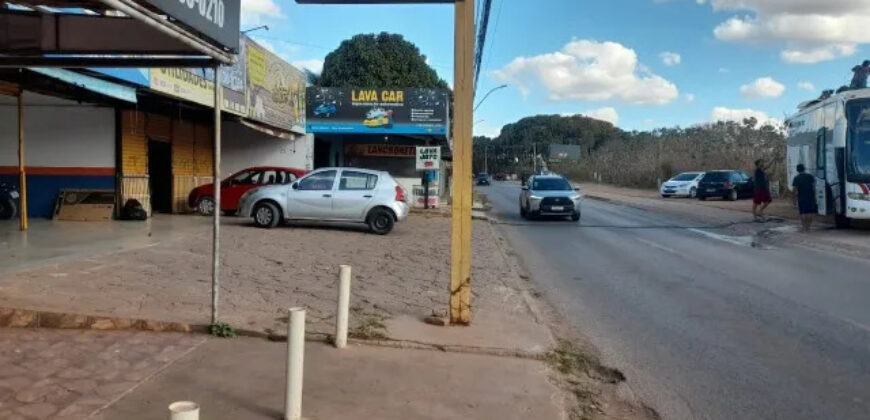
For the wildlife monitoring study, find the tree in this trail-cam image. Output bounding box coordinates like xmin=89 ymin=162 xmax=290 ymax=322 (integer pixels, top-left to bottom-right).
xmin=317 ymin=32 xmax=449 ymax=89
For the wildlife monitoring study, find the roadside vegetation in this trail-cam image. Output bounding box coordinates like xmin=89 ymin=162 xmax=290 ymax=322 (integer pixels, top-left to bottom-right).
xmin=475 ymin=114 xmax=786 ymax=192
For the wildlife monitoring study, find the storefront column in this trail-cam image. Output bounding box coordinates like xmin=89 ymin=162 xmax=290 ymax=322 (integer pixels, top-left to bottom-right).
xmin=18 ymin=92 xmax=28 ymax=231
xmin=211 ymin=65 xmax=222 ymax=324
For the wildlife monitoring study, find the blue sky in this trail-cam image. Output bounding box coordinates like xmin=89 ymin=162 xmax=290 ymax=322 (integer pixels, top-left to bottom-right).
xmin=242 ymin=0 xmax=869 ymax=136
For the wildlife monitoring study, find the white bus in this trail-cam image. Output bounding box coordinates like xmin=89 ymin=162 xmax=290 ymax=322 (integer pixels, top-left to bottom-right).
xmin=786 ymin=89 xmax=870 ymax=227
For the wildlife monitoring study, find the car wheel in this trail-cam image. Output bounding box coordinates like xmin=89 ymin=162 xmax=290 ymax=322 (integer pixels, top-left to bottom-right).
xmin=253 ymin=202 xmax=280 ymax=228
xmin=689 ymin=187 xmax=697 ymax=198
xmin=571 ymin=211 xmax=580 ymax=222
xmin=368 ymin=208 xmax=395 ymax=235
xmin=196 ymin=196 xmax=215 ymax=216
xmin=728 ymin=189 xmax=738 ymax=201
xmin=661 ymin=194 xmax=671 ymax=198
xmin=0 ymin=197 xmax=16 ymax=220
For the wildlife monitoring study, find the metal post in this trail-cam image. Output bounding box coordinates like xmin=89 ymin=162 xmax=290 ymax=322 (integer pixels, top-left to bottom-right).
xmin=532 ymin=144 xmax=537 ymax=174
xmin=285 ymin=307 xmax=306 ymax=420
xmin=211 ymin=66 xmax=222 ymax=324
xmin=335 ymin=265 xmax=351 ymax=348
xmin=449 ymin=0 xmax=475 ymax=325
xmin=424 ymin=172 xmax=430 ymax=209
xmin=17 ymin=93 xmax=27 ymax=231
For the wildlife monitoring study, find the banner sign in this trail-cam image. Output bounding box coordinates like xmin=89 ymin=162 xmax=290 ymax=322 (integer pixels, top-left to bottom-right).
xmin=306 ymin=87 xmax=448 ymax=135
xmin=415 ymin=146 xmax=441 ymax=170
xmin=246 ymin=37 xmax=307 ymax=133
xmin=143 ymin=0 xmax=241 ymax=52
xmin=88 ymin=68 xmax=150 ymax=87
xmin=219 ymin=39 xmax=248 ymax=115
xmin=344 ymin=144 xmax=417 ymax=158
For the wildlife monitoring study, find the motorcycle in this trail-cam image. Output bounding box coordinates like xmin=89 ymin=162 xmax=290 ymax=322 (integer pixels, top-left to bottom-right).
xmin=0 ymin=181 xmax=20 ymax=220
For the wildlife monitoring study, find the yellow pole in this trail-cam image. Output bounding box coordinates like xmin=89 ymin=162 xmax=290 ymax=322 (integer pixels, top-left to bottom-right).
xmin=17 ymin=93 xmax=28 ymax=231
xmin=450 ymin=0 xmax=474 ymax=325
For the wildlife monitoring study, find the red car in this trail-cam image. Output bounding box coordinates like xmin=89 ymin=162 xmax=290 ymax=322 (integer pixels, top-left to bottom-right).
xmin=188 ymin=166 xmax=308 ymax=215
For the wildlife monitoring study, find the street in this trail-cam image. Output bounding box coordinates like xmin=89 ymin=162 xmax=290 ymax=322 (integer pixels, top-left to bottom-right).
xmin=483 ymin=182 xmax=870 ymax=420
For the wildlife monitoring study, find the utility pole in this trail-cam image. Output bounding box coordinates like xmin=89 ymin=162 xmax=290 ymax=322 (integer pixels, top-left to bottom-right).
xmin=449 ymin=0 xmax=474 ymax=325
xmin=532 ymin=144 xmax=537 ymax=174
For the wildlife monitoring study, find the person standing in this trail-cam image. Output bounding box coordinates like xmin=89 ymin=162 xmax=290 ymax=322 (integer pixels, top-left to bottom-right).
xmin=792 ymin=164 xmax=816 ymax=232
xmin=850 ymin=60 xmax=870 ymax=89
xmin=752 ymin=159 xmax=773 ymax=221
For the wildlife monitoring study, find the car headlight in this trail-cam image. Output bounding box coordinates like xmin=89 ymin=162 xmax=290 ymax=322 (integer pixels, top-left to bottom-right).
xmin=529 ymin=195 xmax=543 ymax=200
xmin=570 ymin=195 xmax=581 ymax=201
xmin=847 ymin=192 xmax=870 ymax=201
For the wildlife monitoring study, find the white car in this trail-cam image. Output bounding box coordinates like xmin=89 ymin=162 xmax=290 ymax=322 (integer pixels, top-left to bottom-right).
xmin=237 ymin=167 xmax=410 ymax=234
xmin=660 ymin=172 xmax=705 ymax=198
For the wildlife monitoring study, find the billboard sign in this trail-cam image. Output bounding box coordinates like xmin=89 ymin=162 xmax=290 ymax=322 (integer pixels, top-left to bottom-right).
xmin=306 ymin=87 xmax=448 ymax=135
xmin=88 ymin=68 xmax=150 ymax=86
xmin=143 ymin=0 xmax=241 ymax=52
xmin=246 ymin=37 xmax=307 ymax=133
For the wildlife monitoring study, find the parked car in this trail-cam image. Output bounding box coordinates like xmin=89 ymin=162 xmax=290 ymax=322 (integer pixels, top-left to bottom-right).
xmin=237 ymin=167 xmax=409 ymax=234
xmin=476 ymin=173 xmax=491 ymax=186
xmin=519 ymin=174 xmax=582 ymax=221
xmin=494 ymin=173 xmax=507 ymax=181
xmin=188 ymin=166 xmax=308 ymax=216
xmin=660 ymin=172 xmax=705 ymax=198
xmin=696 ymin=170 xmax=754 ymax=201
xmin=0 ymin=181 xmax=20 ymax=220
xmin=313 ymin=103 xmax=337 ymax=117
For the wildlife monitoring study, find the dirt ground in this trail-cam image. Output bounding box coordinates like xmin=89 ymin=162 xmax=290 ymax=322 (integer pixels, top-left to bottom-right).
xmin=0 ymin=215 xmax=525 ymax=338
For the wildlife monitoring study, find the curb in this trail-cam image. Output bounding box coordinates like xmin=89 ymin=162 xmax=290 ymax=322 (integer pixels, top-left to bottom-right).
xmin=0 ymin=306 xmax=197 ymax=333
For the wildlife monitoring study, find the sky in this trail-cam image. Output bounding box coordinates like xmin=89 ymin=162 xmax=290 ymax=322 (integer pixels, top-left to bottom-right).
xmin=242 ymin=0 xmax=870 ymax=136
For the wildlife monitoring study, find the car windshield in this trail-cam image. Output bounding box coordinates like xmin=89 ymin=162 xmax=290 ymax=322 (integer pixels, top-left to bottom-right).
xmin=702 ymin=172 xmax=730 ymax=182
xmin=532 ymin=178 xmax=572 ymax=191
xmin=672 ymin=173 xmax=700 ymax=181
xmin=847 ymin=99 xmax=870 ymax=181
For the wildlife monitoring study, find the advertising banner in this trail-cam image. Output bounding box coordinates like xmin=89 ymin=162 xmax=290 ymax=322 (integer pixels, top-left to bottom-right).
xmin=344 ymin=144 xmax=417 ymax=158
xmin=306 ymin=87 xmax=448 ymax=135
xmin=142 ymin=0 xmax=241 ymax=52
xmin=89 ymin=68 xmax=150 ymax=86
xmin=246 ymin=37 xmax=307 ymax=133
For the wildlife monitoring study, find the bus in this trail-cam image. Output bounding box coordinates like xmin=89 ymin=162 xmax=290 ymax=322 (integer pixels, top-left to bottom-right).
xmin=786 ymin=89 xmax=870 ymax=227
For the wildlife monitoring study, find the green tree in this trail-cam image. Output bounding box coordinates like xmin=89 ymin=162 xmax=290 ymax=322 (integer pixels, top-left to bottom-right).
xmin=317 ymin=32 xmax=449 ymax=89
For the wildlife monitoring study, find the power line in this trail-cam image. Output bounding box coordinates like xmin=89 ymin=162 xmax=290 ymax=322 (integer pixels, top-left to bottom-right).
xmin=483 ymin=0 xmax=504 ymax=73
xmin=473 ymin=0 xmax=493 ymax=96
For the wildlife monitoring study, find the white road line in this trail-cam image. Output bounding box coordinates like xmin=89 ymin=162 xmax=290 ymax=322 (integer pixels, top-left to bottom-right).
xmin=635 ymin=237 xmax=681 ymax=256
xmin=688 ymin=228 xmax=754 ymax=247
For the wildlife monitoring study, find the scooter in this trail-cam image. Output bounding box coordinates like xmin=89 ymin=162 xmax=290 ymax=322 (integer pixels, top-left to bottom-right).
xmin=0 ymin=181 xmax=20 ymax=220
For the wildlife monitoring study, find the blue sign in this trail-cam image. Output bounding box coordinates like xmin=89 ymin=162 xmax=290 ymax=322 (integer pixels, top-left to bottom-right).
xmin=32 ymin=68 xmax=138 ymax=103
xmin=88 ymin=68 xmax=150 ymax=87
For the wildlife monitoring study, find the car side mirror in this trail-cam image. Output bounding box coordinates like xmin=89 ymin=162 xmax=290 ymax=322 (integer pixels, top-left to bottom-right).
xmin=292 ymin=182 xmax=299 ymax=190
xmin=521 ymin=185 xmax=529 ymax=191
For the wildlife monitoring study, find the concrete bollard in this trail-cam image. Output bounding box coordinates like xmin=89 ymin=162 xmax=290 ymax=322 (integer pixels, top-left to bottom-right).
xmin=168 ymin=401 xmax=199 ymax=420
xmin=285 ymin=307 xmax=305 ymax=420
xmin=335 ymin=265 xmax=352 ymax=348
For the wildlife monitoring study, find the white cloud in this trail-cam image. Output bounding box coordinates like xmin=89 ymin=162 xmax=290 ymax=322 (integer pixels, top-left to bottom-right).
xmin=492 ymin=39 xmax=679 ymax=105
xmin=584 ymin=107 xmax=619 ymax=125
xmin=705 ymin=0 xmax=870 ymax=64
xmin=254 ymin=39 xmax=276 ymax=54
xmin=660 ymin=51 xmax=682 ymax=66
xmin=740 ymin=77 xmax=785 ymax=99
xmin=474 ymin=122 xmax=502 ymax=138
xmin=711 ymin=106 xmax=782 ymax=127
xmin=292 ymin=59 xmax=324 ymax=74
xmin=685 ymin=93 xmax=696 ymax=102
xmin=797 ymin=81 xmax=815 ymax=91
xmin=241 ymin=0 xmax=283 ymax=25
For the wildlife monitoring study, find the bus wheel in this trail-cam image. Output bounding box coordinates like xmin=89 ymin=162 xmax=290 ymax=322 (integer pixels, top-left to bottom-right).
xmin=835 ymin=214 xmax=851 ymax=229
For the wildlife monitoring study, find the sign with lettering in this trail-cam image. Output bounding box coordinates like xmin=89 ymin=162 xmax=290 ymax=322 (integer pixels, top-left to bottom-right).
xmin=246 ymin=37 xmax=307 ymax=133
xmin=306 ymin=87 xmax=448 ymax=135
xmin=143 ymin=0 xmax=240 ymax=52
xmin=416 ymin=146 xmax=441 ymax=170
xmin=344 ymin=144 xmax=417 ymax=158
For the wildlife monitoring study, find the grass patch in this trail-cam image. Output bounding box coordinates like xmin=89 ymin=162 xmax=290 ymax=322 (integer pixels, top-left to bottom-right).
xmin=545 ymin=340 xmax=627 ymax=420
xmin=208 ymin=322 xmax=237 ymax=338
xmin=349 ymin=313 xmax=388 ymax=340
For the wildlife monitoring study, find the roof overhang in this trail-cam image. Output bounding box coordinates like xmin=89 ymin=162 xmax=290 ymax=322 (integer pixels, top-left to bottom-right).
xmin=0 ymin=0 xmax=239 ymax=67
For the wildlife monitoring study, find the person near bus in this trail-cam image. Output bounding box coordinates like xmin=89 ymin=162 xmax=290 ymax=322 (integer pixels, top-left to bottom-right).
xmin=792 ymin=164 xmax=816 ymax=232
xmin=752 ymin=159 xmax=773 ymax=221
xmin=850 ymin=60 xmax=870 ymax=89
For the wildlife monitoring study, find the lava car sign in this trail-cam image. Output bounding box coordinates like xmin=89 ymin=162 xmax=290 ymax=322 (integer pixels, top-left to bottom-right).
xmin=143 ymin=0 xmax=241 ymax=52
xmin=306 ymin=87 xmax=448 ymax=135
xmin=416 ymin=146 xmax=441 ymax=170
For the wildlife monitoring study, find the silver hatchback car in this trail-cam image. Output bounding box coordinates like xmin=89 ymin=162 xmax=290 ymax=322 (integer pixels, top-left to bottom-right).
xmin=238 ymin=167 xmax=410 ymax=234
xmin=519 ymin=174 xmax=582 ymax=221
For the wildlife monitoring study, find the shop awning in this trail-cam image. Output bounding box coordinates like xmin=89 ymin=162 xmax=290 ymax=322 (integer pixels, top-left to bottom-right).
xmin=238 ymin=118 xmax=298 ymax=141
xmin=29 ymin=68 xmax=137 ymax=103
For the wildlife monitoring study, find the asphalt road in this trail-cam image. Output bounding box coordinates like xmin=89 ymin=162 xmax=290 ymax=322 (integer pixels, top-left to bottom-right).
xmin=482 ymin=182 xmax=870 ymax=420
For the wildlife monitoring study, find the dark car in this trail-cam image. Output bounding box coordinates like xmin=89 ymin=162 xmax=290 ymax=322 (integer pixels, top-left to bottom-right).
xmin=476 ymin=173 xmax=491 ymax=186
xmin=494 ymin=173 xmax=507 ymax=181
xmin=696 ymin=170 xmax=754 ymax=201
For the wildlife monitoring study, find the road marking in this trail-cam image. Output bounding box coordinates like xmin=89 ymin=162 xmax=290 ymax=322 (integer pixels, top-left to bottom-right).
xmin=688 ymin=228 xmax=754 ymax=247
xmin=635 ymin=237 xmax=681 ymax=255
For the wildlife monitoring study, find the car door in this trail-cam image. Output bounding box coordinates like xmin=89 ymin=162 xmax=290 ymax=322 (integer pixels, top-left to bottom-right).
xmin=738 ymin=172 xmax=753 ymax=197
xmin=222 ymin=169 xmax=261 ymax=210
xmin=286 ymin=170 xmax=337 ymax=219
xmin=332 ymin=170 xmax=378 ymax=221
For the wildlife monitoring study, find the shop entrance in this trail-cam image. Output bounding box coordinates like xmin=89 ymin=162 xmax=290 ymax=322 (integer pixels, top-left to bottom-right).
xmin=147 ymin=140 xmax=172 ymax=213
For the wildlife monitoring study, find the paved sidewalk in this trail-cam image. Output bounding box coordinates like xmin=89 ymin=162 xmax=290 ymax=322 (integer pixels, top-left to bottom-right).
xmin=100 ymin=339 xmax=563 ymax=420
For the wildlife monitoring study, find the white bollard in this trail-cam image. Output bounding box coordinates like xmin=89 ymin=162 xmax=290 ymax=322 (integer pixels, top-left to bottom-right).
xmin=168 ymin=401 xmax=199 ymax=420
xmin=335 ymin=265 xmax=352 ymax=348
xmin=285 ymin=307 xmax=305 ymax=420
